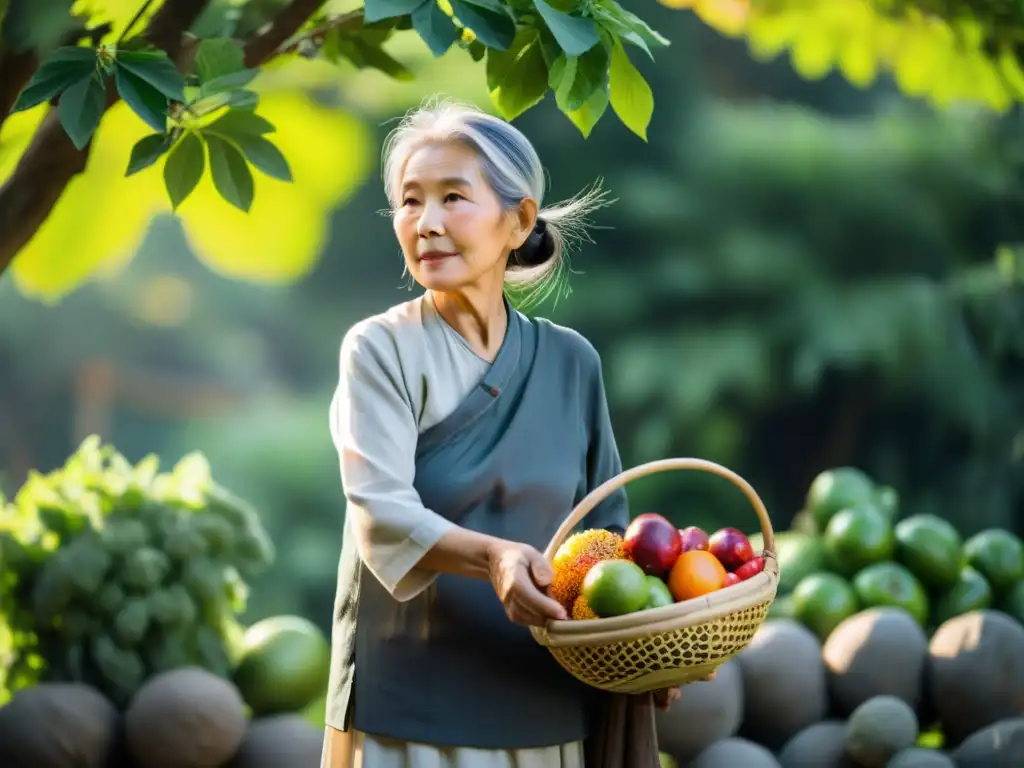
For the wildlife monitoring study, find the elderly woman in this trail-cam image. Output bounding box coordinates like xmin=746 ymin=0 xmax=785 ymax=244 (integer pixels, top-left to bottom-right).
xmin=322 ymin=99 xmax=681 ymax=768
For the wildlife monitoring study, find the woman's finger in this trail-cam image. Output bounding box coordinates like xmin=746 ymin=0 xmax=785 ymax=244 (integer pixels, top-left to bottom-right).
xmin=518 ymin=584 xmax=568 ymax=621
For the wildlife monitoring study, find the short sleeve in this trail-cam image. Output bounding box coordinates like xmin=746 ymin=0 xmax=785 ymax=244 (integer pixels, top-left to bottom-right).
xmin=329 ymin=323 xmax=456 ymax=601
xmin=581 ymin=345 xmax=630 ymax=535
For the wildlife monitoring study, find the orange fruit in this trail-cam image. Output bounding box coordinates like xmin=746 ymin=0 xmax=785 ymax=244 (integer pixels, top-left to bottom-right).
xmin=667 ymin=550 xmax=728 ymax=601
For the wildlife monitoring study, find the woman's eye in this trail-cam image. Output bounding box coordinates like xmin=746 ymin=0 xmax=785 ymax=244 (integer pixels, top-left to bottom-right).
xmin=402 ymin=197 xmax=419 ymax=206
xmin=445 ymin=192 xmax=462 ymax=203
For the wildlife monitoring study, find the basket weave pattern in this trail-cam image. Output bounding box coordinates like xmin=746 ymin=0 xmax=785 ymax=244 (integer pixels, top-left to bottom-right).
xmin=545 ymin=601 xmax=772 ymax=693
xmin=530 ymin=458 xmax=779 ymax=694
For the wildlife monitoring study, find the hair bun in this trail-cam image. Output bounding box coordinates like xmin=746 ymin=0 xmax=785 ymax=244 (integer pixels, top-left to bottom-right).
xmin=511 ymin=218 xmax=555 ymax=267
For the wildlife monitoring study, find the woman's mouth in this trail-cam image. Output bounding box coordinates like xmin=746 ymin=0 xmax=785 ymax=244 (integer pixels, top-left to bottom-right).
xmin=419 ymin=250 xmax=457 ymax=262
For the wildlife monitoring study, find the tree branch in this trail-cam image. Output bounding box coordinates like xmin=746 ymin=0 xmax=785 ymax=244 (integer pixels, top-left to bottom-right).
xmin=243 ymin=0 xmax=329 ymax=66
xmin=0 ymin=0 xmax=333 ymax=284
xmin=0 ymin=0 xmax=210 ymax=282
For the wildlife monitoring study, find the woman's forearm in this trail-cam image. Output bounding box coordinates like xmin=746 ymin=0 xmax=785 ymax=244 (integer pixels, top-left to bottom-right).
xmin=416 ymin=526 xmax=501 ymax=581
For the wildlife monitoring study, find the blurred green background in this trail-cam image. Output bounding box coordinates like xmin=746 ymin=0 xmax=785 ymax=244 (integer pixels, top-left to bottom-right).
xmin=2 ymin=0 xmax=1022 ymax=640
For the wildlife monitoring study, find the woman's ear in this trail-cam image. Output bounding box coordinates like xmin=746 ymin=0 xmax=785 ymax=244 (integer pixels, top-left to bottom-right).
xmin=509 ymin=197 xmax=539 ymax=250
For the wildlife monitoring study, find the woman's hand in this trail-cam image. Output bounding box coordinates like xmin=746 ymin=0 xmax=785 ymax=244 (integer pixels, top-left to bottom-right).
xmin=653 ymin=669 xmax=717 ymax=711
xmin=487 ymin=540 xmax=569 ymax=627
xmin=653 ymin=687 xmax=682 ymax=711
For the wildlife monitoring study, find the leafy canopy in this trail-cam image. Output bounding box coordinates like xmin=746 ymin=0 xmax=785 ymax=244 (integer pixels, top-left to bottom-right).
xmin=6 ymin=0 xmax=668 ymax=214
xmin=661 ymin=0 xmax=1024 ymax=112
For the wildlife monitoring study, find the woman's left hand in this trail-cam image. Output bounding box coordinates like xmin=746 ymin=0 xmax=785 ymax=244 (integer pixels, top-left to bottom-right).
xmin=653 ymin=669 xmax=717 ymax=711
xmin=653 ymin=687 xmax=682 ymax=711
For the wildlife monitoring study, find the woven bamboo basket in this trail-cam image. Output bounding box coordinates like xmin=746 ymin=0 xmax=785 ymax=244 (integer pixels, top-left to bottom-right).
xmin=529 ymin=458 xmax=779 ymax=694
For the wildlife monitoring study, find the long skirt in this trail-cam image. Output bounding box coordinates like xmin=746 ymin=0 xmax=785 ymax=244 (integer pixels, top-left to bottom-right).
xmin=320 ymin=725 xmax=586 ymax=768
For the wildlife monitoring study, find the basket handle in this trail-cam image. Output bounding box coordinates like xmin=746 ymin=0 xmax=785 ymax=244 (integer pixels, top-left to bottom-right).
xmin=543 ymin=458 xmax=776 ymax=561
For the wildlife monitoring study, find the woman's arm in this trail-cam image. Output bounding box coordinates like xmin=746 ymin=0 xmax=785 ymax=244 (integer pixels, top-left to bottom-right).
xmin=332 ymin=322 xmax=566 ymax=623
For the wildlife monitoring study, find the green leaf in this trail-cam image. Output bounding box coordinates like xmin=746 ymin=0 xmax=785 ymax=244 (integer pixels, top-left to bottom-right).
xmin=57 ymin=73 xmax=107 ymax=150
xmin=533 ymin=0 xmax=600 ymax=56
xmin=226 ymin=89 xmax=258 ymax=110
xmin=206 ymin=109 xmax=276 ymax=136
xmin=449 ymin=0 xmax=515 ymax=51
xmin=114 ymin=64 xmax=169 ymax=132
xmin=608 ymin=37 xmax=653 ymax=140
xmin=229 ymin=134 xmax=292 ymax=182
xmin=350 ymin=39 xmax=414 ymax=80
xmin=195 ymin=38 xmax=246 ymax=82
xmin=485 ymin=29 xmax=549 ymax=120
xmin=564 ymin=83 xmax=608 ymax=138
xmin=549 ymin=43 xmax=608 ymax=113
xmin=198 ymin=68 xmax=259 ymax=97
xmin=592 ymin=2 xmax=669 ymax=60
xmin=12 ymin=46 xmax=98 ymax=112
xmin=411 ymin=0 xmax=460 ymax=57
xmin=115 ymin=50 xmax=185 ymax=102
xmin=163 ymin=132 xmax=205 ymax=210
xmin=205 ymin=133 xmax=254 ymax=212
xmin=363 ymin=0 xmax=424 ymax=23
xmin=125 ymin=133 xmax=170 ymax=177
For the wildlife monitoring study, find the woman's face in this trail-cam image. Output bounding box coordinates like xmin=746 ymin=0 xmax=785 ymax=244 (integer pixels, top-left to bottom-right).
xmin=393 ymin=140 xmax=533 ymax=294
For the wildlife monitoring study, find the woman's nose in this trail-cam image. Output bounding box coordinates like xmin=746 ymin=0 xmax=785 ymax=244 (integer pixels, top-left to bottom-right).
xmin=416 ymin=202 xmax=445 ymax=237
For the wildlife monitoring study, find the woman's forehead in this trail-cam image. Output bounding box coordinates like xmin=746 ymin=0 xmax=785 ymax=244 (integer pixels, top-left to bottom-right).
xmin=401 ymin=141 xmax=483 ymax=188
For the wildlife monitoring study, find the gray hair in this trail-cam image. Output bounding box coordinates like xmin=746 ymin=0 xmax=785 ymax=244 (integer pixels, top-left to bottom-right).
xmin=381 ymin=96 xmax=612 ymax=308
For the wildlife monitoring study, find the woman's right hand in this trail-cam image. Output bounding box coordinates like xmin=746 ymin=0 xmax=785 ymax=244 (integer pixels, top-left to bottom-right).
xmin=487 ymin=540 xmax=569 ymax=627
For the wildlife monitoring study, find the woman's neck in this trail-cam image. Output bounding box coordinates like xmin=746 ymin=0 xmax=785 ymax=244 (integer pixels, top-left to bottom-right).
xmin=431 ymin=286 xmax=508 ymax=362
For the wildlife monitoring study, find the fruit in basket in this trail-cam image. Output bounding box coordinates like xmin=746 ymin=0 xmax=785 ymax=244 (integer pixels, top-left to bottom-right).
xmin=571 ymin=594 xmax=598 ymax=620
xmin=963 ymin=528 xmax=1024 ymax=592
xmin=668 ymin=550 xmax=728 ymax=601
xmin=550 ymin=529 xmax=626 ymax=609
xmin=893 ymin=514 xmax=964 ymax=592
xmin=679 ymin=526 xmax=711 ymax=553
xmin=581 ymin=559 xmax=649 ymax=617
xmin=823 ymin=505 xmax=894 ymax=576
xmin=645 ymin=575 xmax=675 ymax=608
xmin=736 ymin=555 xmax=765 ymax=581
xmin=725 ymin=572 xmax=741 ymax=587
xmin=623 ymin=513 xmax=682 ymax=577
xmin=709 ymin=527 xmax=755 ymax=571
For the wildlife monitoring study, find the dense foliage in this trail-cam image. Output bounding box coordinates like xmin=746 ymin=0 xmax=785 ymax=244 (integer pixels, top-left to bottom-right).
xmin=0 ymin=436 xmax=274 ymax=706
xmin=2 ymin=0 xmax=666 ymax=219
xmin=662 ymin=0 xmax=1024 ymax=111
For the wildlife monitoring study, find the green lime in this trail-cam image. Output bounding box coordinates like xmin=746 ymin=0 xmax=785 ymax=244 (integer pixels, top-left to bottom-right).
xmin=790 ymin=509 xmax=821 ymax=536
xmin=791 ymin=572 xmax=860 ymax=642
xmin=233 ymin=615 xmax=331 ymax=717
xmin=998 ymin=580 xmax=1024 ymax=626
xmin=767 ymin=593 xmax=798 ymax=622
xmin=852 ymin=562 xmax=929 ymax=626
xmin=582 ymin=559 xmax=650 ymax=618
xmin=931 ymin=566 xmax=992 ymax=626
xmin=824 ymin=505 xmax=894 ymax=576
xmin=964 ymin=529 xmax=1024 ymax=593
xmin=873 ymin=485 xmax=900 ymax=521
xmin=806 ymin=467 xmax=876 ymax=530
xmin=894 ymin=514 xmax=964 ymax=592
xmin=750 ymin=530 xmax=828 ymax=595
xmin=645 ymin=576 xmax=674 ymax=609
